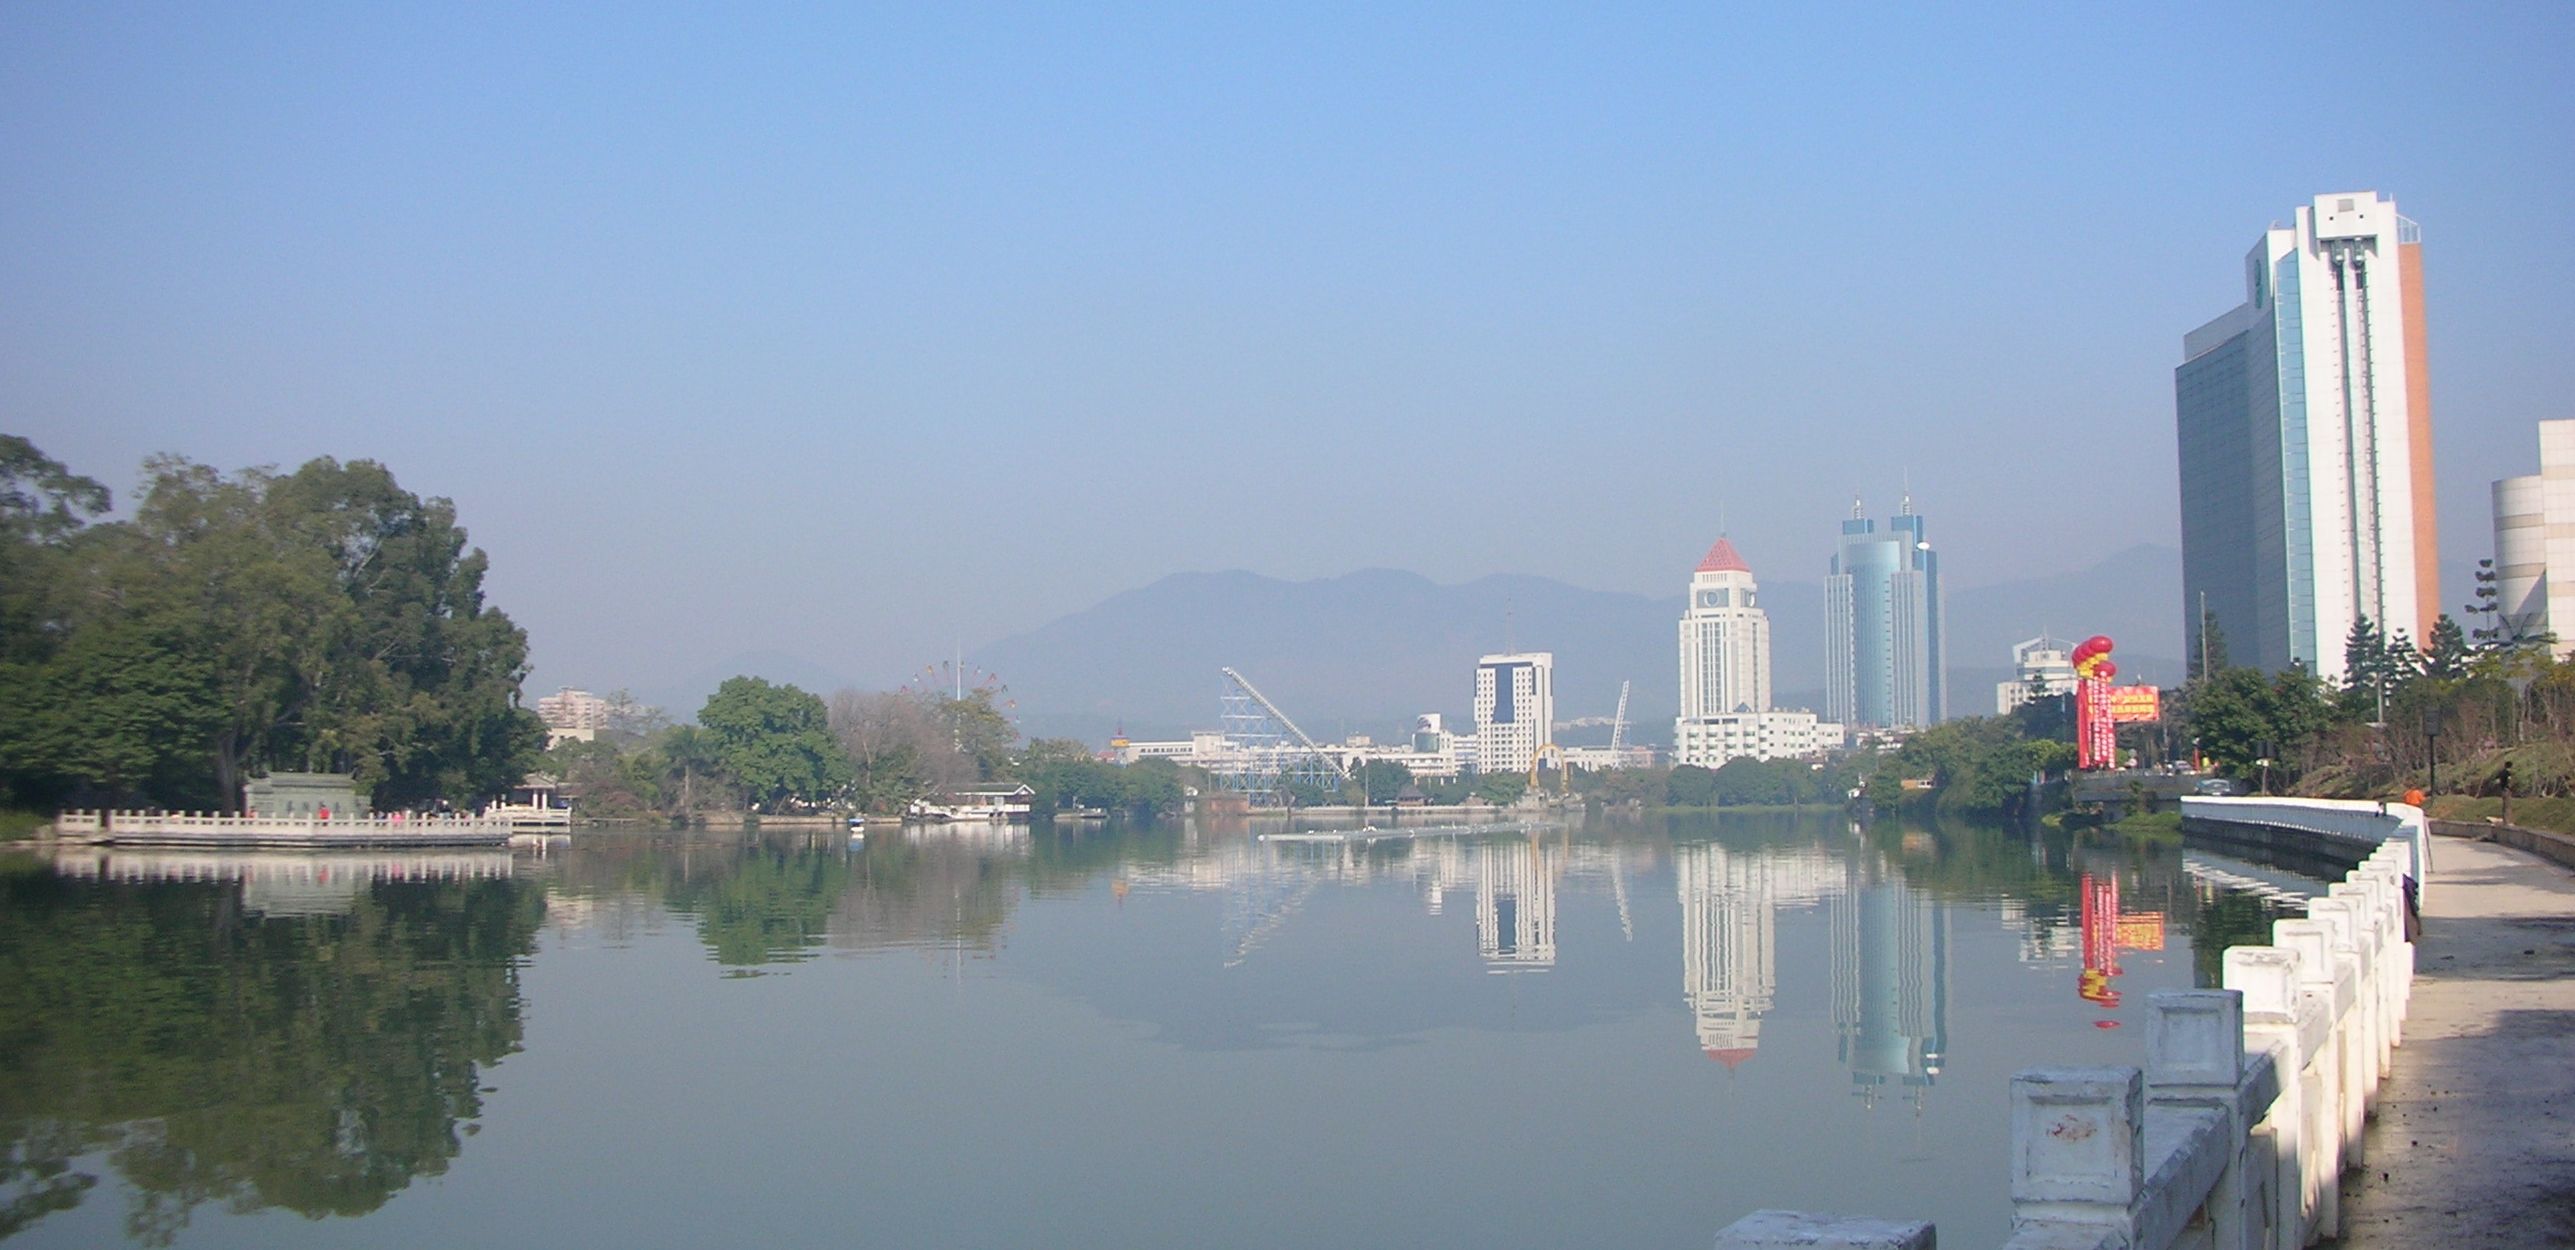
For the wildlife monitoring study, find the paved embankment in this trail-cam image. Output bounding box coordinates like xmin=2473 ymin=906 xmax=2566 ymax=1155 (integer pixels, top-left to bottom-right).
xmin=2334 ymin=836 xmax=2575 ymax=1247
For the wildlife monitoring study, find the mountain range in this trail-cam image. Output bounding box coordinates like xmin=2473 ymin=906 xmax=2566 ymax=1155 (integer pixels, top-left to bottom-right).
xmin=960 ymin=544 xmax=2184 ymax=745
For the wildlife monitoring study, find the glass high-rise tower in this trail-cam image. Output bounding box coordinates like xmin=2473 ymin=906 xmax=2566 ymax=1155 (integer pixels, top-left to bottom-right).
xmin=1826 ymin=498 xmax=1944 ymax=730
xmin=2175 ymin=191 xmax=2437 ymax=682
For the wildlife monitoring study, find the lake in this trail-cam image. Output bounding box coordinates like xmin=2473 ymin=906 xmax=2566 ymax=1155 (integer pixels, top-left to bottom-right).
xmin=0 ymin=811 xmax=2315 ymax=1248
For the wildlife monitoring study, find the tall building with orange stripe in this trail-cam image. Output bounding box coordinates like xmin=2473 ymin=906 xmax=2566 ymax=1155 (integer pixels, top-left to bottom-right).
xmin=2176 ymin=191 xmax=2438 ymax=684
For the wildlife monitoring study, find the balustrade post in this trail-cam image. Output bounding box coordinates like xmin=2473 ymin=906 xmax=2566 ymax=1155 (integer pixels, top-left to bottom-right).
xmin=1711 ymin=1210 xmax=1934 ymax=1249
xmin=2148 ymin=990 xmax=2247 ymax=1250
xmin=2273 ymin=918 xmax=2341 ymax=1238
xmin=2332 ymin=877 xmax=2395 ymax=1078
xmin=2225 ymin=948 xmax=2305 ymax=1250
xmin=2302 ymin=897 xmax=2371 ymax=1158
xmin=2010 ymin=1067 xmax=2142 ymax=1241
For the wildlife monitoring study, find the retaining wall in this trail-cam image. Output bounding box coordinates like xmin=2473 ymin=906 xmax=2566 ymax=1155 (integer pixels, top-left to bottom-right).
xmin=1716 ymin=798 xmax=2422 ymax=1250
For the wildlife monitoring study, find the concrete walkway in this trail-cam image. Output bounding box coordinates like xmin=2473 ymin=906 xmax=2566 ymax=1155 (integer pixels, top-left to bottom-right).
xmin=2333 ymin=836 xmax=2575 ymax=1247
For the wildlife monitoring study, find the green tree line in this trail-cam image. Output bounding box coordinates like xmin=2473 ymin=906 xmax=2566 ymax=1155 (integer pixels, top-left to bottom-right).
xmin=2182 ymin=598 xmax=2575 ymax=801
xmin=543 ymin=680 xmax=1193 ymax=822
xmin=0 ymin=437 xmax=545 ymax=814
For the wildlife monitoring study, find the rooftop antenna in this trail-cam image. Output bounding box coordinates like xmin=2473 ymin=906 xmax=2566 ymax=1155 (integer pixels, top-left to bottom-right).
xmin=1850 ymin=494 xmax=1864 ymax=520
xmin=1901 ymin=468 xmax=1914 ymax=516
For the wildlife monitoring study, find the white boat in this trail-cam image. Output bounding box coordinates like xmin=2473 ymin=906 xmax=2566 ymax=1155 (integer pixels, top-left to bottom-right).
xmin=905 ymin=784 xmax=1036 ymax=824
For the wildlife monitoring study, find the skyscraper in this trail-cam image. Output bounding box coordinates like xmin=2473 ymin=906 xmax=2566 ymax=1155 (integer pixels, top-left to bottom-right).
xmin=1678 ymin=537 xmax=1769 ymax=719
xmin=1825 ymin=499 xmax=1944 ymax=730
xmin=1673 ymin=537 xmax=1840 ymax=765
xmin=2176 ymin=191 xmax=2437 ymax=683
xmin=1472 ymin=651 xmax=1553 ymax=775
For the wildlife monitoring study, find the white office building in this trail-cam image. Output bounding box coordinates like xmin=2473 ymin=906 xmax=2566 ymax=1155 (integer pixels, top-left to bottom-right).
xmin=1995 ymin=636 xmax=2078 ymax=713
xmin=2491 ymin=420 xmax=2575 ymax=654
xmin=2177 ymin=191 xmax=2438 ymax=683
xmin=1673 ymin=538 xmax=1843 ymax=767
xmin=1680 ymin=538 xmax=1769 ymax=719
xmin=1473 ymin=652 xmax=1554 ymax=776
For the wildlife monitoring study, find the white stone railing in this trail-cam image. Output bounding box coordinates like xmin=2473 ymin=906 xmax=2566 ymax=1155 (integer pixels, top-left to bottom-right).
xmin=52 ymin=809 xmax=517 ymax=843
xmin=1718 ymin=811 xmax=2420 ymax=1250
xmin=2181 ymin=796 xmax=2432 ymax=903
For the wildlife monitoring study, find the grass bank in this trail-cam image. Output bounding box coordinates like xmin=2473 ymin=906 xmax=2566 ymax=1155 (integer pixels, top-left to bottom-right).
xmin=2425 ymin=794 xmax=2575 ymax=839
xmin=0 ymin=809 xmax=48 ymax=841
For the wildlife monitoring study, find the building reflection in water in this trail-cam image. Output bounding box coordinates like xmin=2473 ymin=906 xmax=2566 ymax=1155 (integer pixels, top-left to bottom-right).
xmin=1472 ymin=838 xmax=1558 ymax=972
xmin=1675 ymin=842 xmax=1840 ymax=1067
xmin=1831 ymin=859 xmax=1950 ymax=1110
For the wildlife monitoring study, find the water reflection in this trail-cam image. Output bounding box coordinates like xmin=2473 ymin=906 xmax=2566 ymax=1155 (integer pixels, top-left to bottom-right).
xmin=0 ymin=858 xmax=540 ymax=1244
xmin=1834 ymin=868 xmax=1950 ymax=1106
xmin=0 ymin=813 xmax=2326 ymax=1248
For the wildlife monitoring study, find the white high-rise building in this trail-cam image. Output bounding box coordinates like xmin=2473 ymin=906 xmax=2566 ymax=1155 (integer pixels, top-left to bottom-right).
xmin=2177 ymin=191 xmax=2438 ymax=683
xmin=2490 ymin=420 xmax=2575 ymax=654
xmin=1679 ymin=538 xmax=1769 ymax=719
xmin=1673 ymin=538 xmax=1842 ymax=767
xmin=1472 ymin=652 xmax=1554 ymax=776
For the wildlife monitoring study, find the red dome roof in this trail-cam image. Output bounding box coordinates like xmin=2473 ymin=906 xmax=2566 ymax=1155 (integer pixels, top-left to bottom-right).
xmin=1696 ymin=537 xmax=1750 ymax=574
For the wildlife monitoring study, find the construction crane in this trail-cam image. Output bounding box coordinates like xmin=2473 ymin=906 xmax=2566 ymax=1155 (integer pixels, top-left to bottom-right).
xmin=1607 ymin=680 xmax=1632 ymax=754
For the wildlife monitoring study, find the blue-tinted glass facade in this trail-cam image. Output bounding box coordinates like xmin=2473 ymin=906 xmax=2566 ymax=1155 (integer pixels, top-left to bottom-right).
xmin=1827 ymin=511 xmax=1944 ymax=728
xmin=2176 ymin=252 xmax=2305 ymax=674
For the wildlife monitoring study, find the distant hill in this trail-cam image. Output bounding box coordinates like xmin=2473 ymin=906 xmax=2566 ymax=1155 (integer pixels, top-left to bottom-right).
xmin=974 ymin=545 xmax=2183 ymax=744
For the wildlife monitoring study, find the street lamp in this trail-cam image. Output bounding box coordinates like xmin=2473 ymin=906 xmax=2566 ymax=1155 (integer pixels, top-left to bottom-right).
xmin=2423 ymin=705 xmax=2446 ymax=797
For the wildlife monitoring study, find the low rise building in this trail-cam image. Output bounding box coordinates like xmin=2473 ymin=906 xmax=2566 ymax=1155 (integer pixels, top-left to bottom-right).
xmin=1672 ymin=712 xmax=1843 ymax=767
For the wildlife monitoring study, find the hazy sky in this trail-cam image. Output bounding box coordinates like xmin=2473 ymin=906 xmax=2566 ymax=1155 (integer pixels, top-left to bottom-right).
xmin=7 ymin=4 xmax=2571 ymax=698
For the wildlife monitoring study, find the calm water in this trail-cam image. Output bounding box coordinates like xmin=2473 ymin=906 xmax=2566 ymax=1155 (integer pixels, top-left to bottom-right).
xmin=0 ymin=812 xmax=2316 ymax=1249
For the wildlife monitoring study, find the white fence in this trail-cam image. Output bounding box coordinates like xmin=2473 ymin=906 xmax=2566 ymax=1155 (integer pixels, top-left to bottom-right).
xmin=2180 ymin=796 xmax=2432 ymax=899
xmin=1718 ymin=804 xmax=2421 ymax=1250
xmin=52 ymin=809 xmax=516 ymax=846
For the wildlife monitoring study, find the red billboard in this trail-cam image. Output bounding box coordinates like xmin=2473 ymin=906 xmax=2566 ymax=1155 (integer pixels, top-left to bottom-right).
xmin=2105 ymin=686 xmax=2162 ymax=725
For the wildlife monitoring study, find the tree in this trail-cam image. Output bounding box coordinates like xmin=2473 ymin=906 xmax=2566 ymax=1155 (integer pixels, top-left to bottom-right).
xmin=2465 ymin=557 xmax=2550 ymax=651
xmin=1471 ymin=772 xmax=1529 ymax=806
xmin=2188 ymin=664 xmax=2330 ymax=784
xmin=1665 ymin=764 xmax=1717 ymax=806
xmin=1355 ymin=759 xmax=1413 ymax=803
xmin=828 ymin=688 xmax=971 ymax=810
xmin=2189 ymin=605 xmax=2231 ymax=680
xmin=644 ymin=724 xmax=734 ymax=817
xmin=2425 ymin=614 xmax=2473 ymax=681
xmin=938 ymin=689 xmax=1019 ymax=781
xmin=697 ymin=678 xmax=846 ymax=809
xmin=2340 ymin=616 xmax=2389 ymax=698
xmin=0 ymin=444 xmax=543 ymax=812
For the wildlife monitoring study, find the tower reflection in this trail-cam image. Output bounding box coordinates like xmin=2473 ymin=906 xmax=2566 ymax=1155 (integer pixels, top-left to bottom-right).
xmin=1831 ymin=859 xmax=1949 ymax=1109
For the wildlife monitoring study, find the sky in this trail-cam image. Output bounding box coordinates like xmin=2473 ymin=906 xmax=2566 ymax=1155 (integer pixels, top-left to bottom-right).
xmin=6 ymin=3 xmax=2571 ymax=701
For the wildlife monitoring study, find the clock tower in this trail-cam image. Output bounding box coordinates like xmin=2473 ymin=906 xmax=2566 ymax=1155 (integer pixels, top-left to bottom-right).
xmin=1678 ymin=537 xmax=1770 ymax=721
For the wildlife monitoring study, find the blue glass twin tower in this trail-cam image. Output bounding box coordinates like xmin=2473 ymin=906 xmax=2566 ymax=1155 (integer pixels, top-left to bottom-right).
xmin=1826 ymin=499 xmax=1945 ymax=730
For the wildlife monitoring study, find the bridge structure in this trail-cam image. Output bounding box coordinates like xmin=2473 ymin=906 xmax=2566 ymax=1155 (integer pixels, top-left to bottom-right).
xmin=1212 ymin=667 xmax=1352 ymax=808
